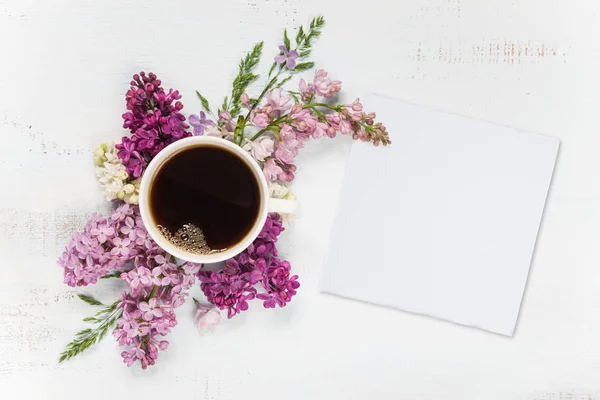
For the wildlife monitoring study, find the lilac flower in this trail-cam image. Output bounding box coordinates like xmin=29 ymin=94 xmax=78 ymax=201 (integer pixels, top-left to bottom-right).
xmin=139 ymin=298 xmax=163 ymax=321
xmin=116 ymin=72 xmax=192 ymax=178
xmin=116 ymin=137 xmax=137 ymax=163
xmin=111 ymin=237 xmax=132 ymax=257
xmin=274 ymin=45 xmax=299 ymax=69
xmin=198 ymin=214 xmax=298 ymax=318
xmin=136 ymin=128 xmax=158 ymax=150
xmin=89 ymin=223 xmax=115 ymax=244
xmin=188 ymin=111 xmax=214 ymax=135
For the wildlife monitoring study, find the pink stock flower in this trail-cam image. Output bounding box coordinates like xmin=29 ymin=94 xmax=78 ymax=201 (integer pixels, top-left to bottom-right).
xmin=273 ymin=124 xmax=303 ymax=164
xmin=240 ymin=93 xmax=250 ymax=107
xmin=263 ymin=158 xmax=283 ymax=182
xmin=265 ymin=88 xmax=292 ymax=113
xmin=299 ymin=78 xmax=315 ymax=101
xmin=251 ymin=108 xmax=271 ymax=129
xmin=313 ymin=69 xmax=342 ymax=98
xmin=246 ymin=136 xmax=275 ymax=162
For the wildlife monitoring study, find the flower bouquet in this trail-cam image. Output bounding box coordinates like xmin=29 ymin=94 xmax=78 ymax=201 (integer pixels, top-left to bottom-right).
xmin=58 ymin=16 xmax=390 ymax=369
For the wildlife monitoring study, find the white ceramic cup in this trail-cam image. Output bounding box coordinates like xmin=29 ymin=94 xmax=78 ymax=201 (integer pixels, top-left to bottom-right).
xmin=139 ymin=136 xmax=297 ymax=264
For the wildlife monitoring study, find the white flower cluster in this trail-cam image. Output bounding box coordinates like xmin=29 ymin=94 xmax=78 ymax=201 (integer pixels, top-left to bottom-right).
xmin=94 ymin=142 xmax=140 ymax=204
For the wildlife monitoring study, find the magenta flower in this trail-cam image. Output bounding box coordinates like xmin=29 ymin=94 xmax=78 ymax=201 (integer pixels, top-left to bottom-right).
xmin=116 ymin=137 xmax=137 ymax=163
xmin=274 ymin=45 xmax=299 ymax=69
xmin=188 ymin=111 xmax=214 ymax=135
xmin=198 ymin=214 xmax=298 ymax=318
xmin=136 ymin=128 xmax=158 ymax=150
xmin=116 ymin=72 xmax=192 ymax=178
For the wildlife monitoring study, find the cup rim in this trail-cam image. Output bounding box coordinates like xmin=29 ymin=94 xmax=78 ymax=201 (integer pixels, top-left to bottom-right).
xmin=139 ymin=136 xmax=269 ymax=264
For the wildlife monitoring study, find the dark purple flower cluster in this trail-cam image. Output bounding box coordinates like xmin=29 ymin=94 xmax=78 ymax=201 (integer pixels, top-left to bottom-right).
xmin=198 ymin=214 xmax=300 ymax=318
xmin=116 ymin=72 xmax=191 ymax=178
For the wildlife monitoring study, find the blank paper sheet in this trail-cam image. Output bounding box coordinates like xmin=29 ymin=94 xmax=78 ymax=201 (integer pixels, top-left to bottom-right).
xmin=320 ymin=95 xmax=559 ymax=336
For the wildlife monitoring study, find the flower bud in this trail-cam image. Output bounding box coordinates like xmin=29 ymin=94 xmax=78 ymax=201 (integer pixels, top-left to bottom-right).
xmin=128 ymin=194 xmax=139 ymax=205
xmin=117 ymin=191 xmax=126 ymax=200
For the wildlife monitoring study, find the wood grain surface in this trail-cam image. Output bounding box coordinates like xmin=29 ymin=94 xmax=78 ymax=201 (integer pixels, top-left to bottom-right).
xmin=1 ymin=0 xmax=599 ymax=398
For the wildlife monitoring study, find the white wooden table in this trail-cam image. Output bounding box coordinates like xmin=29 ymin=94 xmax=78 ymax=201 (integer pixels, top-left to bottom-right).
xmin=1 ymin=1 xmax=599 ymax=399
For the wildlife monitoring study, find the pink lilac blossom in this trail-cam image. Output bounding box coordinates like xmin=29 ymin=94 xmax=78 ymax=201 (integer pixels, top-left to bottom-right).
xmin=116 ymin=72 xmax=194 ymax=178
xmin=193 ymin=300 xmax=222 ymax=332
xmin=198 ymin=214 xmax=299 ymax=319
xmin=58 ymin=204 xmax=201 ymax=369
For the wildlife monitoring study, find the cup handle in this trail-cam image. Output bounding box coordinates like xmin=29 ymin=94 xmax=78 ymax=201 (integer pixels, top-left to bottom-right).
xmin=267 ymin=198 xmax=298 ymax=215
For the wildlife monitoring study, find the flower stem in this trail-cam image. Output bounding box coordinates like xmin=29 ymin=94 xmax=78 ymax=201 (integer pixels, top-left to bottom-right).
xmin=240 ymin=70 xmax=283 ymax=142
xmin=147 ymin=285 xmax=157 ymax=300
xmin=303 ymin=103 xmax=341 ymax=112
xmin=250 ymin=115 xmax=289 ymax=141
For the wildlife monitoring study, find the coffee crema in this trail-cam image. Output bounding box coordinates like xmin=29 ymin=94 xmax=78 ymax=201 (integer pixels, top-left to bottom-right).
xmin=149 ymin=145 xmax=261 ymax=254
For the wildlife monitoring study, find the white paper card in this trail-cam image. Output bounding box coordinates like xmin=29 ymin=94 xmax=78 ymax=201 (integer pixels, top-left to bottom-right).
xmin=320 ymin=95 xmax=559 ymax=336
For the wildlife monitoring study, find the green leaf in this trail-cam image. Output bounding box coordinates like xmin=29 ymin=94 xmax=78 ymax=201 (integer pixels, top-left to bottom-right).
xmin=195 ymin=91 xmax=212 ymax=113
xmin=293 ymin=62 xmax=315 ymax=71
xmin=222 ymin=96 xmax=229 ymax=111
xmin=77 ymin=294 xmax=103 ymax=306
xmin=275 ymin=75 xmax=294 ymax=89
xmin=229 ymin=42 xmax=264 ymax=115
xmin=296 ymin=26 xmax=305 ymax=45
xmin=100 ymin=271 xmax=123 ymax=280
xmin=58 ymin=302 xmax=123 ymax=364
xmin=299 ymin=50 xmax=311 ymax=58
xmin=283 ymin=29 xmax=291 ymax=50
xmin=288 ymin=91 xmax=300 ymax=103
xmin=268 ymin=62 xmax=278 ymax=78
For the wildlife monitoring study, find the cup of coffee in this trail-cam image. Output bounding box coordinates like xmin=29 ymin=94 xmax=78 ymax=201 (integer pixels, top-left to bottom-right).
xmin=139 ymin=136 xmax=297 ymax=264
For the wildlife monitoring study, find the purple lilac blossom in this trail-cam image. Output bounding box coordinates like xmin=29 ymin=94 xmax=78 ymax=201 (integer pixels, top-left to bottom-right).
xmin=116 ymin=72 xmax=195 ymax=178
xmin=197 ymin=214 xmax=299 ymax=318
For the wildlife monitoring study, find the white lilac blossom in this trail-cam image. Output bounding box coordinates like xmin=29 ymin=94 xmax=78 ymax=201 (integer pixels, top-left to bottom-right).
xmin=94 ymin=142 xmax=140 ymax=204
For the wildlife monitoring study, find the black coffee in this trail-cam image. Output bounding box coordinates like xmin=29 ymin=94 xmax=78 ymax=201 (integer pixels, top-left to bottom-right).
xmin=149 ymin=146 xmax=260 ymax=254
